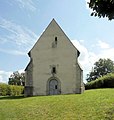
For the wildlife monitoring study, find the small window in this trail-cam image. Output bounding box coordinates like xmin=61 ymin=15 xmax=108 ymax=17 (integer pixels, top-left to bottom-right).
xmin=52 ymin=37 xmax=58 ymax=48
xmin=55 ymin=37 xmax=57 ymax=44
xmin=52 ymin=67 xmax=56 ymax=74
xmin=55 ymin=85 xmax=57 ymax=89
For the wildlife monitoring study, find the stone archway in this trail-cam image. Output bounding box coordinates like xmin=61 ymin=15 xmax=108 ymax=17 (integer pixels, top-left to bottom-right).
xmin=47 ymin=77 xmax=61 ymax=95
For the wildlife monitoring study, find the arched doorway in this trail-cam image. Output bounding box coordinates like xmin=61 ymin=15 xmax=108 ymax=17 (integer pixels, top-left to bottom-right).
xmin=49 ymin=79 xmax=58 ymax=95
xmin=48 ymin=78 xmax=60 ymax=95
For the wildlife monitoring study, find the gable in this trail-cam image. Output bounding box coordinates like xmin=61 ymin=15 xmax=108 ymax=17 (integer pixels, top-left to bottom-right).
xmin=29 ymin=19 xmax=80 ymax=57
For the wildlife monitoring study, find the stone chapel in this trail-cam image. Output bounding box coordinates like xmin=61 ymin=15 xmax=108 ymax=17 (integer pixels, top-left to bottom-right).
xmin=24 ymin=19 xmax=84 ymax=96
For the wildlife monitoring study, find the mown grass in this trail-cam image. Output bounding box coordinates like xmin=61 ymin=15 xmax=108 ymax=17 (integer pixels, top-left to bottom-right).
xmin=0 ymin=89 xmax=114 ymax=120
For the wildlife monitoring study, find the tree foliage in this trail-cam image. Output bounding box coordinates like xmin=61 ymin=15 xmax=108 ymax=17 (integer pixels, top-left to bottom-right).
xmin=88 ymin=0 xmax=114 ymax=20
xmin=85 ymin=73 xmax=114 ymax=89
xmin=86 ymin=58 xmax=114 ymax=82
xmin=8 ymin=71 xmax=25 ymax=86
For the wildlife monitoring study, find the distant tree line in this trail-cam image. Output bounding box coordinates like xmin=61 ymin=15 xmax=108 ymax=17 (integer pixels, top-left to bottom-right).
xmin=0 ymin=71 xmax=25 ymax=96
xmin=8 ymin=71 xmax=25 ymax=86
xmin=86 ymin=58 xmax=114 ymax=89
xmin=86 ymin=58 xmax=114 ymax=82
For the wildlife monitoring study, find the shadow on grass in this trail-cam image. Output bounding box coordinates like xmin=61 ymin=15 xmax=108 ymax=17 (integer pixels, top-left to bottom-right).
xmin=0 ymin=96 xmax=25 ymax=100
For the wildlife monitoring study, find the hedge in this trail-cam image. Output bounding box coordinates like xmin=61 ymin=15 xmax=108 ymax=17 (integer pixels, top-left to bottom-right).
xmin=0 ymin=83 xmax=24 ymax=96
xmin=85 ymin=73 xmax=114 ymax=90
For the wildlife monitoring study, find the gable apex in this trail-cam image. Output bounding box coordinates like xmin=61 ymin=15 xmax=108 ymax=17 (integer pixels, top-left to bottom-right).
xmin=47 ymin=19 xmax=80 ymax=56
xmin=49 ymin=18 xmax=62 ymax=28
xmin=51 ymin=18 xmax=57 ymax=23
xmin=29 ymin=19 xmax=80 ymax=56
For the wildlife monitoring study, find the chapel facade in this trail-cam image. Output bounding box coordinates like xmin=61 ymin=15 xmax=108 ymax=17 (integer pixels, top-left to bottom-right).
xmin=24 ymin=19 xmax=84 ymax=96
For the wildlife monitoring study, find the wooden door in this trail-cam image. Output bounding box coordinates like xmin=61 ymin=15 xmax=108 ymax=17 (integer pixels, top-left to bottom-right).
xmin=49 ymin=79 xmax=58 ymax=95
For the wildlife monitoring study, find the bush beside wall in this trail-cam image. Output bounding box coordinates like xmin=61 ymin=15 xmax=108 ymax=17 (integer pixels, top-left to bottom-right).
xmin=85 ymin=73 xmax=114 ymax=90
xmin=0 ymin=83 xmax=24 ymax=96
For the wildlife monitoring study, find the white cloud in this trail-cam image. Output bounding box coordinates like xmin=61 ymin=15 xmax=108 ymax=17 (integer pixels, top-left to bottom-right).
xmin=0 ymin=69 xmax=25 ymax=84
xmin=0 ymin=71 xmax=12 ymax=84
xmin=97 ymin=40 xmax=110 ymax=49
xmin=71 ymin=40 xmax=94 ymax=82
xmin=71 ymin=40 xmax=89 ymax=66
xmin=92 ymin=40 xmax=114 ymax=60
xmin=18 ymin=69 xmax=24 ymax=73
xmin=15 ymin=0 xmax=37 ymax=11
xmin=71 ymin=39 xmax=114 ymax=83
xmin=97 ymin=48 xmax=114 ymax=60
xmin=0 ymin=18 xmax=37 ymax=55
xmin=85 ymin=0 xmax=90 ymax=2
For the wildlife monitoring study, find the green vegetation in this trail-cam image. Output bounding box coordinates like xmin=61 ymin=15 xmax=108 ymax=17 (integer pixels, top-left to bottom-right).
xmin=85 ymin=73 xmax=114 ymax=90
xmin=8 ymin=71 xmax=25 ymax=86
xmin=86 ymin=58 xmax=114 ymax=82
xmin=0 ymin=83 xmax=24 ymax=96
xmin=88 ymin=0 xmax=114 ymax=20
xmin=0 ymin=89 xmax=114 ymax=120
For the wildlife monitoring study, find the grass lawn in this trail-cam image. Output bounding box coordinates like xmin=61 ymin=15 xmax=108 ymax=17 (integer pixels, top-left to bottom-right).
xmin=0 ymin=89 xmax=114 ymax=120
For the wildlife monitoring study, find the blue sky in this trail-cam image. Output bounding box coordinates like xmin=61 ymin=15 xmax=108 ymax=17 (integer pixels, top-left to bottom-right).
xmin=0 ymin=0 xmax=114 ymax=83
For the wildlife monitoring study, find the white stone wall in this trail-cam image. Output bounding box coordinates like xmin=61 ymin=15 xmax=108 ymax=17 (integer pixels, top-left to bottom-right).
xmin=25 ymin=19 xmax=83 ymax=96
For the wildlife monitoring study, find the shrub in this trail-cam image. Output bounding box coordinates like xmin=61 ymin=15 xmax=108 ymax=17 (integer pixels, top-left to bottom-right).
xmin=0 ymin=83 xmax=24 ymax=96
xmin=85 ymin=73 xmax=114 ymax=90
xmin=0 ymin=83 xmax=9 ymax=96
xmin=9 ymin=85 xmax=24 ymax=96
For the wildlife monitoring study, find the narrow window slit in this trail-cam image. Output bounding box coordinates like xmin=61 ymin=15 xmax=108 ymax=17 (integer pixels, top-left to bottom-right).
xmin=55 ymin=37 xmax=57 ymax=45
xmin=52 ymin=67 xmax=56 ymax=74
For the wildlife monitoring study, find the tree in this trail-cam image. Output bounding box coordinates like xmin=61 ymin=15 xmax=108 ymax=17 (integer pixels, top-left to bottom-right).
xmin=8 ymin=71 xmax=25 ymax=86
xmin=86 ymin=58 xmax=114 ymax=82
xmin=88 ymin=0 xmax=114 ymax=20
